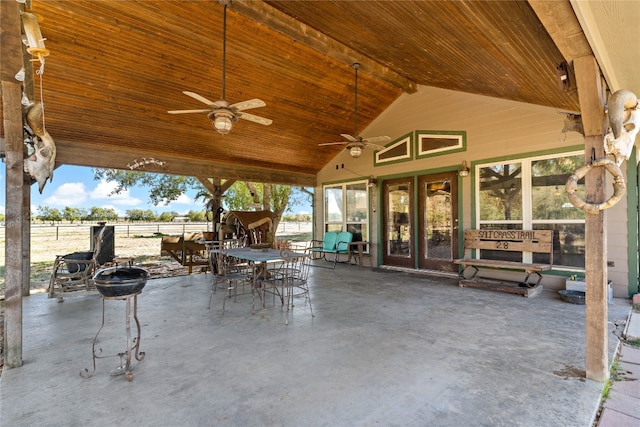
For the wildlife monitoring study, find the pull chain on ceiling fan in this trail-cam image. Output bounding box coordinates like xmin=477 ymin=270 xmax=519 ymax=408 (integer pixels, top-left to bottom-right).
xmin=318 ymin=62 xmax=390 ymax=157
xmin=167 ymin=0 xmax=272 ymax=134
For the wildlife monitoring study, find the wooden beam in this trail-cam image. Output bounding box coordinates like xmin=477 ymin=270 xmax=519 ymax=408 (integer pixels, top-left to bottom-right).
xmin=528 ymin=0 xmax=593 ymax=63
xmin=219 ymin=179 xmax=236 ymax=193
xmin=232 ymin=0 xmax=418 ymax=94
xmin=22 ymin=176 xmax=31 ymax=297
xmin=574 ymin=55 xmax=609 ymax=383
xmin=196 ymin=177 xmax=217 ymax=195
xmin=54 ymin=141 xmax=317 ymax=187
xmin=1 ymin=0 xmax=26 ymax=368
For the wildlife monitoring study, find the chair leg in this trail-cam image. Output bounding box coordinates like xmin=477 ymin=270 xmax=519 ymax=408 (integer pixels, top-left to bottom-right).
xmin=208 ymin=275 xmax=220 ymax=309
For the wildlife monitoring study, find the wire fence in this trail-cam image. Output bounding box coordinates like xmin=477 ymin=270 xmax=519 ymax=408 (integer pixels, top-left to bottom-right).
xmin=2 ymin=221 xmax=313 ymax=241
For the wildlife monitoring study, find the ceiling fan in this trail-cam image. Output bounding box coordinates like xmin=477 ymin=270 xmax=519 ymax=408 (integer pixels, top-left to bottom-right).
xmin=167 ymin=0 xmax=272 ymax=134
xmin=318 ymin=62 xmax=390 ymax=157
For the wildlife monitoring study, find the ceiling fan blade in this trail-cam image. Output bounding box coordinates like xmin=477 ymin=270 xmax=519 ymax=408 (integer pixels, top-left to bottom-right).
xmin=230 ymin=98 xmax=266 ymax=111
xmin=365 ymin=143 xmax=387 ymax=151
xmin=340 ymin=134 xmax=359 ymax=142
xmin=167 ymin=109 xmax=212 ymax=114
xmin=363 ymin=135 xmax=391 ymax=144
xmin=236 ymin=111 xmax=272 ymax=126
xmin=318 ymin=142 xmax=349 ymax=146
xmin=183 ymin=91 xmax=220 ymax=107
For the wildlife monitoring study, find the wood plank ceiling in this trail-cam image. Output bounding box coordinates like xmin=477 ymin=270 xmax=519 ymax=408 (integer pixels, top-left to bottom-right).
xmin=2 ymin=0 xmax=580 ymax=187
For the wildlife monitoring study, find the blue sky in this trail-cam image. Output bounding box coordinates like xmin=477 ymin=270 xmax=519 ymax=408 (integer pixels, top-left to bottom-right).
xmin=0 ymin=163 xmax=310 ymax=217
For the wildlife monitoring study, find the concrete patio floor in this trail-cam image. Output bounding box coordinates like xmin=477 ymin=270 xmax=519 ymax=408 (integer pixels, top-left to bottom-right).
xmin=0 ymin=263 xmax=632 ymax=427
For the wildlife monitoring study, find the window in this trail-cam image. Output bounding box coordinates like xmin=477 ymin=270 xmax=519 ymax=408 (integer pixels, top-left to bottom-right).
xmin=323 ymin=181 xmax=369 ymax=243
xmin=374 ymin=133 xmax=412 ymax=166
xmin=476 ymin=152 xmax=585 ymax=269
xmin=415 ymin=130 xmax=466 ymax=159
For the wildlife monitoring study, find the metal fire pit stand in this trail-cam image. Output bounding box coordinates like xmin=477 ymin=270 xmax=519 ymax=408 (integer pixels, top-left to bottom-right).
xmin=80 ymin=292 xmax=144 ymax=381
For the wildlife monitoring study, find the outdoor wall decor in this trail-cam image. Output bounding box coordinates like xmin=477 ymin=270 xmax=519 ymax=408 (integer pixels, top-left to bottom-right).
xmin=605 ymin=89 xmax=639 ymax=165
xmin=126 ymin=158 xmax=167 ymax=170
xmin=565 ymin=158 xmax=626 ymax=214
xmin=21 ymin=9 xmax=56 ymax=194
xmin=24 ymin=102 xmax=56 ymax=194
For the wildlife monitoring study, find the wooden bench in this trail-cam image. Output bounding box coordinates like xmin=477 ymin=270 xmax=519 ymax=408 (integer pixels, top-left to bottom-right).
xmin=454 ymin=229 xmax=553 ymax=297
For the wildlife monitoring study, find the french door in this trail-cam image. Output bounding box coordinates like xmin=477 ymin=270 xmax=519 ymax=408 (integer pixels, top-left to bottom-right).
xmin=382 ymin=172 xmax=458 ymax=272
xmin=382 ymin=178 xmax=414 ymax=268
xmin=418 ymin=172 xmax=458 ymax=272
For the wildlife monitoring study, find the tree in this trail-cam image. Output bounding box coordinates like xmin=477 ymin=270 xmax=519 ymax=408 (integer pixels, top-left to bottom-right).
xmin=93 ymin=169 xmax=201 ymax=206
xmin=62 ymin=207 xmax=85 ymax=223
xmin=187 ymin=210 xmax=207 ymax=222
xmin=93 ymin=169 xmax=313 ymax=237
xmin=86 ymin=206 xmax=118 ymax=222
xmin=223 ymin=182 xmax=312 ymax=235
xmin=158 ymin=211 xmax=178 ymax=222
xmin=35 ymin=206 xmax=63 ymax=223
xmin=126 ymin=209 xmax=157 ymax=222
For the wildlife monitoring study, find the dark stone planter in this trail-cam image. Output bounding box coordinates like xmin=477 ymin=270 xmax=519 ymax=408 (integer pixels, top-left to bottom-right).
xmin=93 ymin=266 xmax=149 ymax=297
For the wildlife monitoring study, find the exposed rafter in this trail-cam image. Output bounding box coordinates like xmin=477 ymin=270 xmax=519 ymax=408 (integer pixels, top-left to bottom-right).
xmin=232 ymin=0 xmax=418 ymax=94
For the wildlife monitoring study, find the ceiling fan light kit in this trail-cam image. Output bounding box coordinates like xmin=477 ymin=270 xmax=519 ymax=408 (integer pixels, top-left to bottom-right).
xmin=167 ymin=0 xmax=271 ymax=135
xmin=349 ymin=145 xmax=362 ymax=158
xmin=211 ymin=110 xmax=235 ymax=134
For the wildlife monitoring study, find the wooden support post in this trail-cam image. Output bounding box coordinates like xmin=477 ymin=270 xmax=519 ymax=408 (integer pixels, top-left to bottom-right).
xmin=574 ymin=55 xmax=609 ymax=383
xmin=23 ymin=176 xmax=31 ymax=296
xmin=1 ymin=0 xmax=27 ymax=368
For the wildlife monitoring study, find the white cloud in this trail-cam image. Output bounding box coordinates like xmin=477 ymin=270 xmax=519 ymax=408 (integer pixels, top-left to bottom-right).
xmin=161 ymin=193 xmax=196 ymax=207
xmin=89 ymin=180 xmax=141 ymax=206
xmin=44 ymin=182 xmax=88 ymax=206
xmin=0 ymin=205 xmax=4 ymax=215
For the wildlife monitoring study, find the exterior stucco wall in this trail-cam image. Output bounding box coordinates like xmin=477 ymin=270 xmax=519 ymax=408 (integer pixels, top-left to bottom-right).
xmin=315 ymin=86 xmax=635 ymax=295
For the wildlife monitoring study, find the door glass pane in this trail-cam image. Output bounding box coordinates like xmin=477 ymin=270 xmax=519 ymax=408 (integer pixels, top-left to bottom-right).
xmin=479 ymin=163 xmax=522 ymax=221
xmin=424 ymin=179 xmax=452 ymax=259
xmin=387 ymin=184 xmax=411 ymax=257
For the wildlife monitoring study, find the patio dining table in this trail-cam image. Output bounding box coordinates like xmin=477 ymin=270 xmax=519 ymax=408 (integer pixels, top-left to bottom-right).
xmin=209 ymin=247 xmax=308 ymax=313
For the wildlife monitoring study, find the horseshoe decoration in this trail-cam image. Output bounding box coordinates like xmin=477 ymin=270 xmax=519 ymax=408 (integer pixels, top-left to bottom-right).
xmin=565 ymin=158 xmax=626 ymax=214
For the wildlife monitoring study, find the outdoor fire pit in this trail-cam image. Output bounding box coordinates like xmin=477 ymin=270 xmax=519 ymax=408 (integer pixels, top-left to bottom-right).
xmin=93 ymin=266 xmax=149 ymax=297
xmin=82 ymin=266 xmax=149 ymax=381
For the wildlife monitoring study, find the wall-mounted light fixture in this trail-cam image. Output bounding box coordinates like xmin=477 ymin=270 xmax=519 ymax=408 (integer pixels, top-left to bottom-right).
xmin=459 ymin=161 xmax=470 ymax=177
xmin=367 ymin=175 xmax=377 ymax=188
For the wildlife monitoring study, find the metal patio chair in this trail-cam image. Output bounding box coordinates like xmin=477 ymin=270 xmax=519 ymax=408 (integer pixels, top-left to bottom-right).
xmin=48 ymin=226 xmax=108 ymax=302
